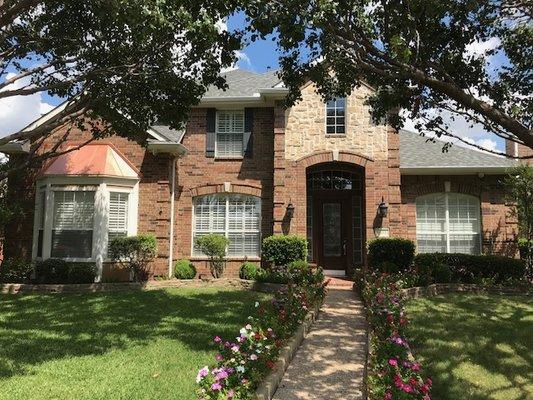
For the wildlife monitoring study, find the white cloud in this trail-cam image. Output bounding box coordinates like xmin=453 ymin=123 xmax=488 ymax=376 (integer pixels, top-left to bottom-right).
xmin=0 ymin=72 xmax=55 ymax=138
xmin=402 ymin=108 xmax=506 ymax=154
xmin=235 ymin=50 xmax=252 ymax=68
xmin=464 ymin=37 xmax=501 ymax=59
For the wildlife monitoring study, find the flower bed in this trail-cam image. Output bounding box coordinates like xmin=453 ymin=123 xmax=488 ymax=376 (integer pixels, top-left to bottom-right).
xmin=361 ymin=273 xmax=433 ymax=400
xmin=196 ymin=268 xmax=327 ymax=399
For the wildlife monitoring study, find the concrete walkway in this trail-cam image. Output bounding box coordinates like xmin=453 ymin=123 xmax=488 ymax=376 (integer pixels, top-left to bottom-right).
xmin=272 ymin=288 xmax=367 ymax=400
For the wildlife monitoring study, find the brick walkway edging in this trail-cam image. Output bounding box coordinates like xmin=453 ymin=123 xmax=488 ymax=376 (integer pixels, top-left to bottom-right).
xmin=401 ymin=283 xmax=531 ymax=299
xmin=253 ymin=300 xmax=323 ymax=400
xmin=0 ymin=279 xmax=286 ymax=295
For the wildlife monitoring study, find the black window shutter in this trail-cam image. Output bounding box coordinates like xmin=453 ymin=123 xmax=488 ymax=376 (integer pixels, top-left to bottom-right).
xmin=243 ymin=108 xmax=253 ymax=157
xmin=206 ymin=108 xmax=216 ymax=157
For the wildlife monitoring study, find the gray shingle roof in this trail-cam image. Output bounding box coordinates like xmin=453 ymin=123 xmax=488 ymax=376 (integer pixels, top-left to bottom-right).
xmin=203 ymin=69 xmax=282 ymax=98
xmin=150 ymin=125 xmax=185 ymax=143
xmin=399 ymin=130 xmax=517 ymax=170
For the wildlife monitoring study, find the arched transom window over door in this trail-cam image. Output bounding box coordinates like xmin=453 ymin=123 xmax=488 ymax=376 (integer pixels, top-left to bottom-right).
xmin=416 ymin=193 xmax=481 ymax=254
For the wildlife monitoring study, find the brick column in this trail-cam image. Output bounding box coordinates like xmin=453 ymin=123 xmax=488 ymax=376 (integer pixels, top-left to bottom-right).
xmin=273 ymin=102 xmax=287 ymax=234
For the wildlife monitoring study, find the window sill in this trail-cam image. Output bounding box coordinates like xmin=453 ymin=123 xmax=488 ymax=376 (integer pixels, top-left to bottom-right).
xmin=190 ymin=256 xmax=261 ymax=261
xmin=325 ymin=134 xmax=347 ymax=138
xmin=214 ymin=156 xmax=244 ymax=161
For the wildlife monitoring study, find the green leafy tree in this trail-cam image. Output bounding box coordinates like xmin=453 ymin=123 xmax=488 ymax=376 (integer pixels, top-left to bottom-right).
xmin=195 ymin=234 xmax=229 ymax=278
xmin=0 ymin=0 xmax=244 ymax=178
xmin=504 ymin=164 xmax=533 ymax=277
xmin=246 ymin=0 xmax=532 ymax=156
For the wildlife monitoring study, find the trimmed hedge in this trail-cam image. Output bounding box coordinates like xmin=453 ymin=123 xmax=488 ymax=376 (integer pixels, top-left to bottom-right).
xmin=413 ymin=253 xmax=525 ymax=284
xmin=239 ymin=262 xmax=259 ymax=280
xmin=174 ymin=259 xmax=196 ymax=279
xmin=262 ymin=235 xmax=307 ymax=267
xmin=35 ymin=259 xmax=96 ymax=284
xmin=367 ymin=238 xmax=416 ymax=272
xmin=0 ymin=258 xmax=33 ymax=283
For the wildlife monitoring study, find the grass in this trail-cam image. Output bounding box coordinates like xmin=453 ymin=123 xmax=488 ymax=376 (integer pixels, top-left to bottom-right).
xmin=406 ymin=293 xmax=533 ymax=400
xmin=0 ymin=287 xmax=269 ymax=400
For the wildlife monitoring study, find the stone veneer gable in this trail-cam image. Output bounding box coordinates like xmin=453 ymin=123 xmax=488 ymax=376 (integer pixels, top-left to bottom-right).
xmin=284 ymin=82 xmax=389 ymax=162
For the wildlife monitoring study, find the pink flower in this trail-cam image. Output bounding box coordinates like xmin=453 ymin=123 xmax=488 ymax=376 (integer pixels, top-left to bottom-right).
xmin=227 ymin=389 xmax=235 ymax=398
xmin=231 ymin=345 xmax=240 ymax=353
xmin=411 ymin=362 xmax=421 ymax=371
xmin=384 ymin=392 xmax=392 ymax=400
xmin=196 ymin=366 xmax=209 ymax=383
xmin=388 ymin=358 xmax=398 ymax=366
xmin=214 ymin=336 xmax=222 ymax=343
xmin=245 ymin=324 xmax=252 ymax=330
xmin=250 ymin=354 xmax=258 ymax=361
xmin=211 ymin=382 xmax=222 ymax=391
xmin=215 ymin=354 xmax=223 ymax=361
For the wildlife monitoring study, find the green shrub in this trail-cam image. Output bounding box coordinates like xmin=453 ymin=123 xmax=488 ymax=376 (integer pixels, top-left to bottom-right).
xmin=35 ymin=259 xmax=96 ymax=283
xmin=35 ymin=258 xmax=69 ymax=283
xmin=239 ymin=262 xmax=259 ymax=280
xmin=376 ymin=261 xmax=400 ymax=274
xmin=0 ymin=258 xmax=33 ymax=283
xmin=195 ymin=234 xmax=229 ymax=278
xmin=174 ymin=259 xmax=196 ymax=279
xmin=367 ymin=238 xmax=415 ymax=271
xmin=262 ymin=235 xmax=307 ymax=267
xmin=413 ymin=253 xmax=525 ymax=284
xmin=255 ymin=268 xmax=289 ymax=284
xmin=433 ymin=263 xmax=453 ymax=283
xmin=518 ymin=238 xmax=532 ymax=260
xmin=109 ymin=234 xmax=157 ymax=282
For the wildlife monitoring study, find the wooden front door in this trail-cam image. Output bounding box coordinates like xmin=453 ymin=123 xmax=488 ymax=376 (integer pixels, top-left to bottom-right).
xmin=314 ymin=194 xmax=352 ymax=270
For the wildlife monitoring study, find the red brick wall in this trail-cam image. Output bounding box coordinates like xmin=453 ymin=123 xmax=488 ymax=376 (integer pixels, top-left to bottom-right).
xmin=506 ymin=139 xmax=533 ymax=164
xmin=173 ymin=107 xmax=275 ymax=277
xmin=399 ymin=174 xmax=518 ymax=256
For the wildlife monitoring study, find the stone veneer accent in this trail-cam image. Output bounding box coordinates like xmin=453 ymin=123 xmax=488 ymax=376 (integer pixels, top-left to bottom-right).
xmin=284 ymin=82 xmax=389 ymax=162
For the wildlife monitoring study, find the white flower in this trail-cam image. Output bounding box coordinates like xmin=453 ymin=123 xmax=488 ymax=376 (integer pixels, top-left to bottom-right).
xmin=255 ymin=302 xmax=260 ymax=307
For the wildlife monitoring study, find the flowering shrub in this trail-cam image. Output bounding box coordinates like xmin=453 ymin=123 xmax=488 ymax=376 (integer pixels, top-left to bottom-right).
xmin=362 ymin=272 xmax=432 ymax=400
xmin=196 ymin=267 xmax=326 ymax=399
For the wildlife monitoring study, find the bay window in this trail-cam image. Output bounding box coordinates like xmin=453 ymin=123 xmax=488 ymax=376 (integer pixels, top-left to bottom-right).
xmin=108 ymin=191 xmax=130 ymax=248
xmin=51 ymin=190 xmax=95 ymax=258
xmin=193 ymin=194 xmax=261 ymax=257
xmin=416 ymin=193 xmax=481 ymax=254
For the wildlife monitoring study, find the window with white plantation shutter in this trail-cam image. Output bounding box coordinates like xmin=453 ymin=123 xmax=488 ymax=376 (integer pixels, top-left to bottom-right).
xmin=51 ymin=191 xmax=95 ymax=258
xmin=193 ymin=194 xmax=261 ymax=257
xmin=215 ymin=111 xmax=244 ymax=157
xmin=108 ymin=192 xmax=129 ymax=252
xmin=416 ymin=193 xmax=481 ymax=254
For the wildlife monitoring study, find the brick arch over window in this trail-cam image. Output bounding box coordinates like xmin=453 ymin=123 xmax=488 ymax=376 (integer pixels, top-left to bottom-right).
xmin=293 ymin=150 xmax=373 ymax=169
xmin=189 ymin=182 xmax=262 ymax=198
xmin=410 ymin=181 xmax=483 ymax=198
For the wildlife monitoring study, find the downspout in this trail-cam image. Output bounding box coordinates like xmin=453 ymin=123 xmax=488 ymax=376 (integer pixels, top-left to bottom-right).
xmin=169 ymin=157 xmax=177 ymax=278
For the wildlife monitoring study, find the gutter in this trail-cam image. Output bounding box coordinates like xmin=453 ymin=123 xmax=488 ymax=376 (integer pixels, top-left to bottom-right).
xmin=400 ymin=166 xmax=516 ymax=175
xmin=147 ymin=141 xmax=188 ymax=157
xmin=169 ymin=157 xmax=177 ymax=278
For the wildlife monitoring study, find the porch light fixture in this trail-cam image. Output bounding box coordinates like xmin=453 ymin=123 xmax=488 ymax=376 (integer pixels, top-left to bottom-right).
xmin=286 ymin=201 xmax=295 ymax=218
xmin=378 ymin=197 xmax=388 ymax=218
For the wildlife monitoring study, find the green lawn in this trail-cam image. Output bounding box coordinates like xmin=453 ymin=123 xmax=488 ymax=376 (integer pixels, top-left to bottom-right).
xmin=0 ymin=287 xmax=269 ymax=400
xmin=406 ymin=294 xmax=533 ymax=400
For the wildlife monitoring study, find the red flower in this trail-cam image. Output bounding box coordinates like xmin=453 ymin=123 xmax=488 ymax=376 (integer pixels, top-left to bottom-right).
xmin=386 ymin=314 xmax=394 ymax=323
xmin=266 ymin=360 xmax=275 ymax=370
xmin=421 ymin=384 xmax=430 ymax=393
xmin=399 ymin=317 xmax=408 ymax=326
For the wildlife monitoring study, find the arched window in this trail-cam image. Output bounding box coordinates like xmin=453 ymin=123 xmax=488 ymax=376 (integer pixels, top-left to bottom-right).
xmin=193 ymin=194 xmax=261 ymax=257
xmin=416 ymin=193 xmax=481 ymax=254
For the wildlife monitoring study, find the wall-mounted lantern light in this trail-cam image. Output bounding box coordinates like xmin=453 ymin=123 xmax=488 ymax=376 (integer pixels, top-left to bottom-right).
xmin=378 ymin=197 xmax=388 ymax=218
xmin=286 ymin=201 xmax=295 ymax=219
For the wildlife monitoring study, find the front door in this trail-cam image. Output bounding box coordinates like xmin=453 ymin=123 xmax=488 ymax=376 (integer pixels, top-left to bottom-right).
xmin=314 ymin=195 xmax=352 ymax=270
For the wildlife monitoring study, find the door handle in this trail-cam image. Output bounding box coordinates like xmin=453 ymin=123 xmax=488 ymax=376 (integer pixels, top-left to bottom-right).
xmin=342 ymin=239 xmax=347 ymax=256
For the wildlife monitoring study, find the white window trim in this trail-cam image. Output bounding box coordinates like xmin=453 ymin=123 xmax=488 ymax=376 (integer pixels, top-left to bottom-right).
xmin=191 ymin=194 xmax=261 ymax=259
xmin=324 ymin=97 xmax=347 ymax=136
xmin=215 ymin=110 xmax=245 ymax=159
xmin=415 ymin=192 xmax=482 ymax=254
xmin=32 ymin=176 xmax=139 ymax=281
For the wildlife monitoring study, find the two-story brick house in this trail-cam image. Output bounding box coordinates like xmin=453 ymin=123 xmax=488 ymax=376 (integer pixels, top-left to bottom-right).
xmin=1 ymin=69 xmax=519 ymax=281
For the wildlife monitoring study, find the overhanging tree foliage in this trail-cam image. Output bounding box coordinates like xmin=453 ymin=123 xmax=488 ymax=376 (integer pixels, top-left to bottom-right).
xmin=0 ymin=0 xmax=244 ymax=175
xmin=245 ymin=0 xmax=532 ymax=157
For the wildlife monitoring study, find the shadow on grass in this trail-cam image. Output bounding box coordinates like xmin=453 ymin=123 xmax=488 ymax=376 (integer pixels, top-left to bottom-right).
xmin=406 ymin=294 xmax=533 ymax=400
xmin=0 ymin=288 xmax=265 ymax=379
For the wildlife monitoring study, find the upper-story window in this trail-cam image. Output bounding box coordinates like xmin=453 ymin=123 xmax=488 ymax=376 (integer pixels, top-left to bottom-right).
xmin=216 ymin=110 xmax=244 ymax=157
xmin=326 ymin=97 xmax=346 ymax=135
